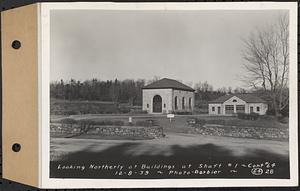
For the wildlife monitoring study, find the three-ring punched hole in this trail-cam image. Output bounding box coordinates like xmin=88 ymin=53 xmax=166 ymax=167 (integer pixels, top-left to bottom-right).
xmin=11 ymin=40 xmax=21 ymax=49
xmin=12 ymin=143 xmax=21 ymax=152
xmin=11 ymin=40 xmax=22 ymax=153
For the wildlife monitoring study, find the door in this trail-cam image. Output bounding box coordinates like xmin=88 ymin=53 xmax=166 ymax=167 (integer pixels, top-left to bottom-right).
xmin=153 ymin=95 xmax=162 ymax=113
xmin=236 ymin=105 xmax=245 ymax=113
xmin=250 ymin=106 xmax=253 ymax=113
xmin=225 ymin=105 xmax=234 ymax=114
xmin=218 ymin=107 xmax=221 ymax=114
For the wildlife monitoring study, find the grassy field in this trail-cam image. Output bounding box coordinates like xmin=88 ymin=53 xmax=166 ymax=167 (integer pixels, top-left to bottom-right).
xmin=50 ymin=99 xmax=145 ymax=115
xmin=52 ymin=114 xmax=288 ymax=133
xmin=51 ymin=99 xmax=118 ymax=115
xmin=194 ymin=115 xmax=288 ymax=129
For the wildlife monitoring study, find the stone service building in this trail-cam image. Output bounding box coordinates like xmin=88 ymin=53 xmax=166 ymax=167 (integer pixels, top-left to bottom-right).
xmin=208 ymin=94 xmax=268 ymax=115
xmin=142 ymin=78 xmax=195 ymax=114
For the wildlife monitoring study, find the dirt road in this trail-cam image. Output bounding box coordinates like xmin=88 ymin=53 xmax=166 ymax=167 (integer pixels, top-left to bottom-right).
xmin=51 ymin=133 xmax=288 ymax=158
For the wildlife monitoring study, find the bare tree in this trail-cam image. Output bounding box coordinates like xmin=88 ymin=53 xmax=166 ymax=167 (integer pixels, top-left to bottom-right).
xmin=147 ymin=76 xmax=161 ymax=85
xmin=227 ymin=86 xmax=232 ymax=94
xmin=194 ymin=81 xmax=213 ymax=93
xmin=233 ymin=87 xmax=247 ymax=94
xmin=242 ymin=13 xmax=289 ymax=118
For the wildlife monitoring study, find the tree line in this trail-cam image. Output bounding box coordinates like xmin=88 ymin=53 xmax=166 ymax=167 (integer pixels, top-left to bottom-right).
xmin=194 ymin=81 xmax=247 ymax=101
xmin=50 ymin=79 xmax=145 ymax=106
xmin=50 ymin=78 xmax=248 ymax=105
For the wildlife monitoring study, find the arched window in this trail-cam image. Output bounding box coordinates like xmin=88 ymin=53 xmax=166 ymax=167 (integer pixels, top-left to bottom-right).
xmin=175 ymin=96 xmax=178 ymax=110
xmin=182 ymin=97 xmax=185 ymax=109
xmin=189 ymin=97 xmax=192 ymax=109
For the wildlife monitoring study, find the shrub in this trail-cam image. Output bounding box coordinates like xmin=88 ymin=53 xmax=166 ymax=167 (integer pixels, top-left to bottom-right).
xmin=60 ymin=118 xmax=77 ymax=125
xmin=118 ymin=106 xmax=131 ymax=113
xmin=135 ymin=120 xmax=150 ymax=127
xmin=280 ymin=105 xmax=289 ymax=117
xmin=249 ymin=112 xmax=259 ymax=120
xmin=93 ymin=120 xmax=124 ymax=126
xmin=135 ymin=119 xmax=158 ymax=127
xmin=237 ymin=113 xmax=247 ymax=120
xmin=187 ymin=118 xmax=206 ymax=126
xmin=237 ymin=112 xmax=259 ymax=120
xmin=78 ymin=119 xmax=96 ymax=126
xmin=266 ymin=109 xmax=275 ymax=116
xmin=278 ymin=116 xmax=289 ymax=124
xmin=259 ymin=115 xmax=275 ymax=120
xmin=206 ymin=119 xmax=226 ymax=125
xmin=130 ymin=110 xmax=148 ymax=114
xmin=64 ymin=110 xmax=80 ymax=115
xmin=174 ymin=111 xmax=193 ymax=115
xmin=76 ymin=119 xmax=124 ymax=130
xmin=76 ymin=119 xmax=96 ymax=132
xmin=186 ymin=118 xmax=196 ymax=126
xmin=135 ymin=120 xmax=158 ymax=127
xmin=195 ymin=118 xmax=206 ymax=126
xmin=113 ymin=120 xmax=125 ymax=126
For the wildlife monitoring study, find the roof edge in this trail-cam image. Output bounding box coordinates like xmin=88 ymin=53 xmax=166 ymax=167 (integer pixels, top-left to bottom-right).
xmin=142 ymin=87 xmax=195 ymax=92
xmin=208 ymin=101 xmax=267 ymax=104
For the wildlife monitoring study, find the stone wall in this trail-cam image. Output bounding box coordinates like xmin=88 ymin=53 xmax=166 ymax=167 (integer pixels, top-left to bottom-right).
xmin=50 ymin=123 xmax=164 ymax=139
xmin=189 ymin=124 xmax=288 ymax=141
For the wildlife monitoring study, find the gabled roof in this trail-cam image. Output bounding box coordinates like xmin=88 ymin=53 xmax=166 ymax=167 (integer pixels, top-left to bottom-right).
xmin=209 ymin=94 xmax=267 ymax=104
xmin=142 ymin=78 xmax=195 ymax=92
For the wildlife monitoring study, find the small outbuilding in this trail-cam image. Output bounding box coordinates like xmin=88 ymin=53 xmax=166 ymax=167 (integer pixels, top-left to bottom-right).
xmin=208 ymin=94 xmax=268 ymax=115
xmin=142 ymin=78 xmax=195 ymax=114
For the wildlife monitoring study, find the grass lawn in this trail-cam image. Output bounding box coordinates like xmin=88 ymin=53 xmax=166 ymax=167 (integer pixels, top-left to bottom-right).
xmin=194 ymin=115 xmax=288 ymax=129
xmin=51 ymin=113 xmax=288 ymax=136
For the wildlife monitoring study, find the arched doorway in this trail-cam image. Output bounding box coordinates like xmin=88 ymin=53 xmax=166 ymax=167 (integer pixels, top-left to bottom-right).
xmin=153 ymin=95 xmax=162 ymax=113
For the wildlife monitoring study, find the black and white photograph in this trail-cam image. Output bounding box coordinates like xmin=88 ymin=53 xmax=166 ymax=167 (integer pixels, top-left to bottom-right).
xmin=41 ymin=2 xmax=297 ymax=188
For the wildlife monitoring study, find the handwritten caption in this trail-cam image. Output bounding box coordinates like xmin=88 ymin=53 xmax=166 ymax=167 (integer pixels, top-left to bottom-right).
xmin=56 ymin=161 xmax=276 ymax=177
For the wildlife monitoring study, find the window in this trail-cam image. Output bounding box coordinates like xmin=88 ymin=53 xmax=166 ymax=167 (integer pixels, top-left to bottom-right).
xmin=147 ymin=104 xmax=149 ymax=108
xmin=236 ymin=105 xmax=245 ymax=113
xmin=225 ymin=105 xmax=234 ymax=114
xmin=182 ymin=97 xmax=185 ymax=109
xmin=250 ymin=106 xmax=253 ymax=113
xmin=233 ymin=99 xmax=237 ymax=102
xmin=175 ymin=96 xmax=178 ymax=110
xmin=189 ymin=98 xmax=192 ymax=109
xmin=212 ymin=107 xmax=215 ymax=112
xmin=257 ymin=106 xmax=260 ymax=112
xmin=164 ymin=103 xmax=166 ymax=108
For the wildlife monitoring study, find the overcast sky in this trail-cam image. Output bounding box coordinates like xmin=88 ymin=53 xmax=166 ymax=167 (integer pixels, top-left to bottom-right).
xmin=50 ymin=10 xmax=286 ymax=89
